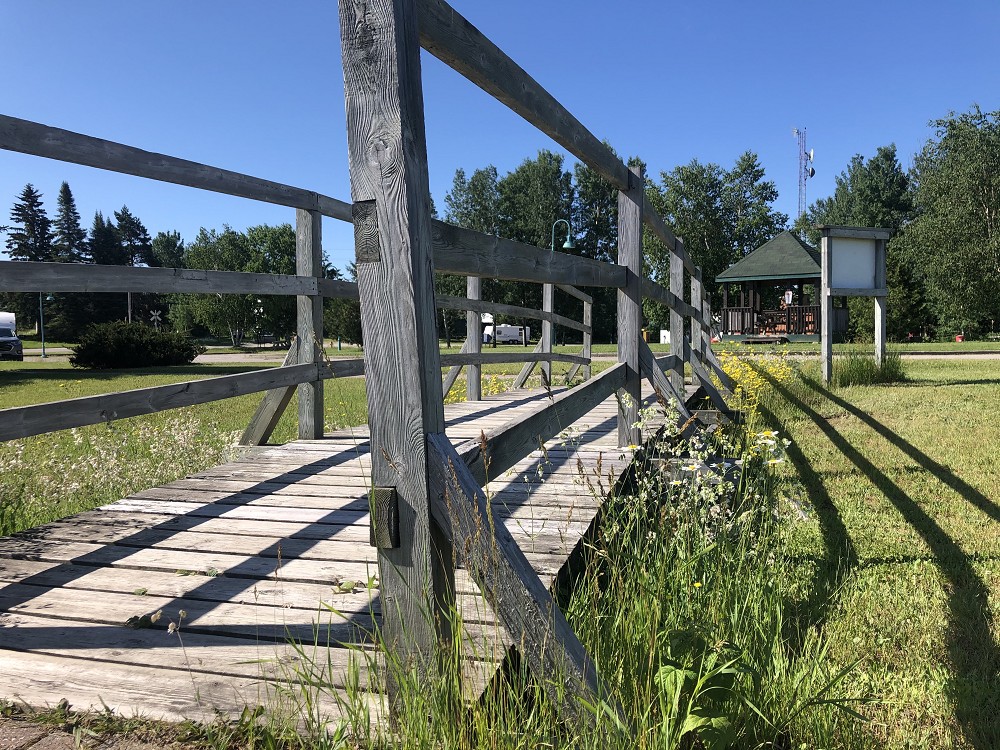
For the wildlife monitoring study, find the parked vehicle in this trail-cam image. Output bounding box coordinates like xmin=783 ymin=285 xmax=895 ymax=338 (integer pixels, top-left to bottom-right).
xmin=0 ymin=312 xmax=14 ymax=330
xmin=482 ymin=324 xmax=530 ymax=345
xmin=0 ymin=325 xmax=23 ymax=361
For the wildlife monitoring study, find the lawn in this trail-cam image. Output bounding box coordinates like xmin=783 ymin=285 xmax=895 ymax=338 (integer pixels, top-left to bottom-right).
xmin=766 ymin=358 xmax=1000 ymax=748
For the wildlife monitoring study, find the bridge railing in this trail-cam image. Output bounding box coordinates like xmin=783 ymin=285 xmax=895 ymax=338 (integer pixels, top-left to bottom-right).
xmin=0 ymin=0 xmax=739 ymax=730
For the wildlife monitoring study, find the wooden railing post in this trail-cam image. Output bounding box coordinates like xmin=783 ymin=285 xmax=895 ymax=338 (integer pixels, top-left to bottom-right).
xmin=339 ymin=0 xmax=453 ymax=704
xmin=541 ymin=282 xmax=553 ymax=388
xmin=690 ymin=268 xmax=704 ymax=366
xmin=583 ymin=298 xmax=592 ymax=381
xmin=467 ymin=275 xmax=482 ymax=400
xmin=669 ymin=241 xmax=685 ymax=395
xmin=617 ymin=164 xmax=643 ymax=447
xmin=296 ymin=208 xmax=324 ymax=439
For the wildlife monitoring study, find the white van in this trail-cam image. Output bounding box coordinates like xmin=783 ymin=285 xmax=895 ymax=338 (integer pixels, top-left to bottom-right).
xmin=483 ymin=324 xmax=530 ymax=344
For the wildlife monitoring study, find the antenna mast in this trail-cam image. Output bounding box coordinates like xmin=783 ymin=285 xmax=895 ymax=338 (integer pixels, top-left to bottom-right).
xmin=792 ymin=128 xmax=815 ymax=235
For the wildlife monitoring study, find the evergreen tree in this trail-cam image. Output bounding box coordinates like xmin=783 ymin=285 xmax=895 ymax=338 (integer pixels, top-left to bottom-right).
xmin=2 ymin=185 xmax=54 ymax=329
xmin=5 ymin=184 xmax=53 ymax=262
xmin=89 ymin=212 xmax=122 ymax=265
xmin=52 ymin=182 xmax=89 ymax=262
xmin=113 ymin=206 xmax=153 ymax=266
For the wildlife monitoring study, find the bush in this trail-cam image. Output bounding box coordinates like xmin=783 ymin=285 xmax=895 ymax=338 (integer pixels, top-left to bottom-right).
xmin=70 ymin=322 xmax=205 ymax=369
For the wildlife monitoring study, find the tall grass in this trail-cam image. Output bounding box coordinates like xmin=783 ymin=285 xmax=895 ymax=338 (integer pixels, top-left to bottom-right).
xmin=833 ymin=348 xmax=905 ymax=387
xmin=280 ymin=393 xmax=869 ymax=749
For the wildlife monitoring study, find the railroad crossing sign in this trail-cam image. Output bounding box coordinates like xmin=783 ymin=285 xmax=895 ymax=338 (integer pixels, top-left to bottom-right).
xmin=150 ymin=310 xmax=162 ymax=328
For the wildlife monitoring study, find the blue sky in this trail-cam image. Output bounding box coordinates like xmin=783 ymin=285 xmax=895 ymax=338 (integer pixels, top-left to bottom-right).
xmin=2 ymin=1 xmax=997 ymax=273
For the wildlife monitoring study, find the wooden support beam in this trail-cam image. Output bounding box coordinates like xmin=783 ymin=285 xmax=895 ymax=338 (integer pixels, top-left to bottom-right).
xmin=0 ymin=362 xmax=362 ymax=443
xmin=0 ymin=260 xmax=358 ymax=298
xmin=640 ymin=277 xmax=698 ymax=319
xmin=556 ymin=283 xmax=593 ymax=304
xmin=435 ymin=294 xmax=590 ymax=333
xmin=668 ymin=243 xmax=685 ymax=395
xmin=240 ymin=341 xmax=300 ymax=446
xmin=296 ymin=209 xmax=324 ymax=440
xmin=511 ymin=339 xmax=544 ymax=389
xmin=617 ymin=165 xmax=643 ymax=447
xmin=431 ymin=220 xmax=625 ymax=287
xmin=0 ymin=114 xmax=353 ymax=221
xmin=441 ymin=337 xmax=471 ymax=398
xmin=339 ymin=0 xmax=452 ymax=702
xmin=442 ymin=351 xmax=585 ymax=368
xmin=427 ymin=432 xmax=619 ymax=734
xmin=462 ymin=362 xmax=626 ymax=486
xmin=638 ymin=339 xmax=694 ymax=428
xmin=541 ymin=283 xmax=554 ymax=388
xmin=466 ymin=276 xmax=482 ymax=401
xmin=582 ymin=299 xmax=593 ymax=382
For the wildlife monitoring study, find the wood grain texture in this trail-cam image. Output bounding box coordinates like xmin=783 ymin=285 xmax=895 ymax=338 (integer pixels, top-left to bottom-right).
xmin=435 ymin=294 xmax=590 ymax=334
xmin=640 ymin=276 xmax=697 ymax=318
xmin=339 ymin=0 xmax=452 ymax=697
xmin=0 ymin=260 xmax=345 ymax=297
xmin=416 ymin=0 xmax=628 ymax=190
xmin=431 ymin=219 xmax=624 ymax=287
xmin=462 ymin=363 xmax=626 ymax=486
xmin=240 ymin=341 xmax=300 ymax=445
xmin=297 ymin=208 xmax=325 ymax=439
xmin=617 ymin=166 xmax=643 ymax=447
xmin=441 ymin=352 xmax=586 ymax=367
xmin=668 ymin=243 xmax=686 ymax=395
xmin=427 ymin=432 xmax=619 ymax=733
xmin=638 ymin=339 xmax=694 ymax=427
xmin=0 ymin=362 xmax=354 ymax=442
xmin=0 ymin=114 xmax=353 ymax=221
xmin=541 ymin=282 xmax=554 ymax=387
xmin=466 ymin=276 xmax=482 ymax=401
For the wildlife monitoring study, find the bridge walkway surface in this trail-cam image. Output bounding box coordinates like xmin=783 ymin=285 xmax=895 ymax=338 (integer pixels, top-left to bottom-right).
xmin=0 ymin=384 xmax=676 ymax=724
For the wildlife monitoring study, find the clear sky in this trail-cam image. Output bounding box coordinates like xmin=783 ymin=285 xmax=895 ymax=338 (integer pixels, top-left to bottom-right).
xmin=2 ymin=1 xmax=997 ymax=273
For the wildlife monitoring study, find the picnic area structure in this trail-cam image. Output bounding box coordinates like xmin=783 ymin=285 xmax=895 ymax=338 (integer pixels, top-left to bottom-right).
xmin=717 ymin=230 xmax=848 ymax=341
xmin=0 ymin=0 xmax=737 ymax=731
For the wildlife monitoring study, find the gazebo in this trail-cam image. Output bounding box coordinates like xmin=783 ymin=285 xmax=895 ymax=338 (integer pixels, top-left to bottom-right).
xmin=716 ymin=230 xmax=847 ymax=341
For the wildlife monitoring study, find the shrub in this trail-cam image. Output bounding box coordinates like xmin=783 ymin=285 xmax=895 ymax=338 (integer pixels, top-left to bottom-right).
xmin=70 ymin=322 xmax=205 ymax=369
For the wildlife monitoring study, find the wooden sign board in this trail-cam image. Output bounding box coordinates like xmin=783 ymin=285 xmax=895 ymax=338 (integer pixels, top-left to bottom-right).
xmin=819 ymin=225 xmax=891 ymax=383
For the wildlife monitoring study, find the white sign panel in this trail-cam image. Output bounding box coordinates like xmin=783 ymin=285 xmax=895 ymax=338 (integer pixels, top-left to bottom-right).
xmin=829 ymin=237 xmax=877 ymax=289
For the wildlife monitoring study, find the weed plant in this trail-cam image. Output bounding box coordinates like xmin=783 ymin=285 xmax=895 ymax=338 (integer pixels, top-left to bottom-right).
xmin=270 ymin=356 xmax=868 ymax=750
xmin=833 ymin=348 xmax=906 ymax=387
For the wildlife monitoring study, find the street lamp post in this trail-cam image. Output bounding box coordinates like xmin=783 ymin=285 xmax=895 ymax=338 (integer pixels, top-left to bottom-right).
xmin=546 ymin=220 xmax=576 ymax=381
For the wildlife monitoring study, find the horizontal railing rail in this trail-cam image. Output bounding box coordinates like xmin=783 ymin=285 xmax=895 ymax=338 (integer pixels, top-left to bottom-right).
xmin=0 ymin=260 xmax=359 ymax=298
xmin=0 ymin=358 xmax=364 ymax=443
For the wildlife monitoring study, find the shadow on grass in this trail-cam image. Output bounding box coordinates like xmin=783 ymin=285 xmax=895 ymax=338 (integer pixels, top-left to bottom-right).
xmin=767 ymin=370 xmax=1000 ymax=748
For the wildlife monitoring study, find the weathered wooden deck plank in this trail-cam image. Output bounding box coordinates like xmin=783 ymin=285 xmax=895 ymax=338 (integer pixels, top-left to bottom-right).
xmin=0 ymin=386 xmax=670 ymax=723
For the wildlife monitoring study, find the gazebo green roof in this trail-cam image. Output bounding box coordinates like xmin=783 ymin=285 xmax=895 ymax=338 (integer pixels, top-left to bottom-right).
xmin=716 ymin=230 xmax=820 ymax=283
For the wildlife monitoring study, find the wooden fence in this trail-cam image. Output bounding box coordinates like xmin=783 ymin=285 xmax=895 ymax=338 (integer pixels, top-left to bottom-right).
xmin=0 ymin=0 xmax=740 ymax=731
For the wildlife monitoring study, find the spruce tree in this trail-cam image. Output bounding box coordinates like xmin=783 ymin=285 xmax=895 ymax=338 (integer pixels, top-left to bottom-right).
xmin=53 ymin=182 xmax=89 ymax=262
xmin=88 ymin=212 xmax=122 ymax=265
xmin=5 ymin=184 xmax=53 ymax=262
xmin=113 ymin=206 xmax=153 ymax=267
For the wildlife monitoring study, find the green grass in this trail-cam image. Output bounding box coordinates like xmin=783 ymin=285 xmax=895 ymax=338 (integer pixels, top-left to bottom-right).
xmin=764 ymin=358 xmax=1000 ymax=748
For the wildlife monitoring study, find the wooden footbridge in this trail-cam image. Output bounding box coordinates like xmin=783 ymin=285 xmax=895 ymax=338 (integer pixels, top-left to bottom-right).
xmin=0 ymin=0 xmax=736 ymax=731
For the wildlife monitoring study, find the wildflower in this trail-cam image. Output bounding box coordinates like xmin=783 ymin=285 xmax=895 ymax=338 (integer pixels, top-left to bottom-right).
xmin=693 ymin=581 xmax=702 ymax=588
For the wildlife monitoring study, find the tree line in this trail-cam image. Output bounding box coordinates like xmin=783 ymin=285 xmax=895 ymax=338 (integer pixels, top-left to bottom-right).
xmin=4 ymin=105 xmax=997 ymax=345
xmin=0 ymin=182 xmax=359 ymax=345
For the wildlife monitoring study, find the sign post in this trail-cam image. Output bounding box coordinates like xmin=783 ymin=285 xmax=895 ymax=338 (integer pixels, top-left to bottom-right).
xmin=819 ymin=226 xmax=890 ymax=383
